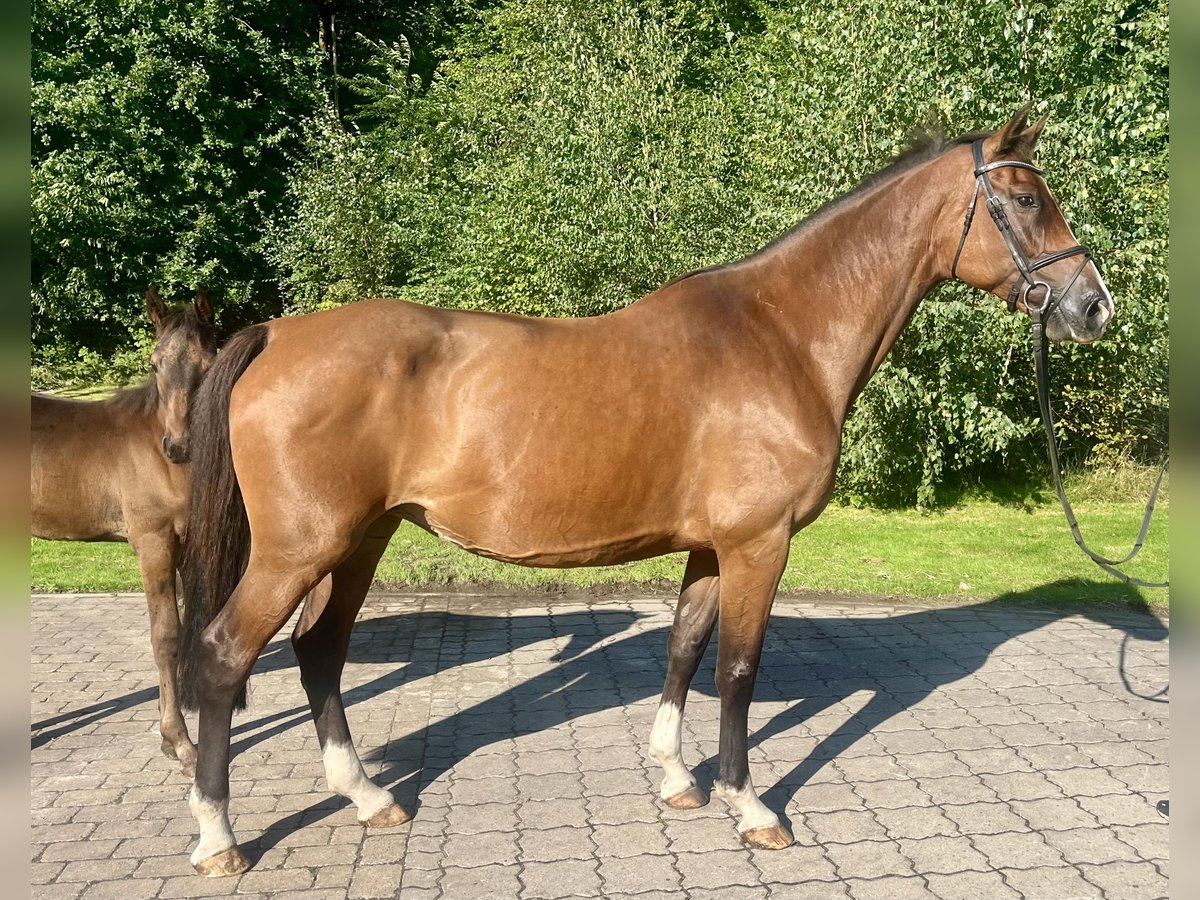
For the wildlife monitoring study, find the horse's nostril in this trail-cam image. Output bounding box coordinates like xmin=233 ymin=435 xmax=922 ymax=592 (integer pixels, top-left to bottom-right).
xmin=1086 ymin=295 xmax=1105 ymax=319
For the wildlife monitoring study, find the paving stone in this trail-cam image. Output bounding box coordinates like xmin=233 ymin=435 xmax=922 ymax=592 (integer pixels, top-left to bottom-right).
xmin=78 ymin=878 xmax=164 ymax=900
xmin=977 ymin=770 xmax=1064 ymax=801
xmin=675 ymin=849 xmax=762 ymax=889
xmin=970 ymin=830 xmax=1065 ymax=869
xmin=1077 ymin=792 xmax=1167 ymax=827
xmin=236 ymin=868 xmax=316 ymax=893
xmin=438 ymin=863 xmax=522 ymax=900
xmin=29 ymin=591 xmax=1170 ymax=900
xmin=873 ymin=806 xmax=958 ymax=840
xmin=518 ymin=825 xmax=595 ymax=862
xmin=520 ymin=858 xmax=601 ymax=899
xmin=591 ymin=821 xmax=670 ymax=857
xmin=896 ymin=835 xmax=990 ymax=874
xmin=806 ymin=809 xmax=888 ymax=844
xmin=1010 ymin=798 xmax=1102 ymax=831
xmin=825 ymin=840 xmax=916 ymax=879
xmin=597 ymin=854 xmax=681 ymax=894
xmin=941 ymin=801 xmax=1029 ymax=836
xmin=845 ymin=875 xmax=938 ymax=900
xmin=769 ymin=882 xmax=851 ymax=899
xmin=1078 ymin=861 xmax=1169 ymax=900
xmin=914 ymin=775 xmax=997 ymax=806
xmin=1001 ymin=865 xmax=1101 ymax=900
xmin=924 ymin=870 xmax=1021 ymax=900
xmin=1113 ymin=822 xmax=1168 ymax=861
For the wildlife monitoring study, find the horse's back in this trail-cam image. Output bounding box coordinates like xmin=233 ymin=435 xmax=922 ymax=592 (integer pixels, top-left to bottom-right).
xmin=231 ymin=290 xmax=824 ymax=563
xmin=31 ymin=392 xmax=178 ymax=541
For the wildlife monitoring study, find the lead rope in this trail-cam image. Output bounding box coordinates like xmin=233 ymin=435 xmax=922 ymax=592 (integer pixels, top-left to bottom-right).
xmin=1029 ymin=308 xmax=1168 ymax=589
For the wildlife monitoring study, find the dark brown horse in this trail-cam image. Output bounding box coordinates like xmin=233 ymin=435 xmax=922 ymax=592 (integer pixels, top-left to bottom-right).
xmin=177 ymin=108 xmax=1115 ymax=875
xmin=32 ymin=287 xmax=217 ymax=776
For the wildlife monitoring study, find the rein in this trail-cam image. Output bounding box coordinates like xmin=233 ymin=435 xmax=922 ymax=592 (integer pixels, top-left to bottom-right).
xmin=954 ymin=139 xmax=1169 ymax=590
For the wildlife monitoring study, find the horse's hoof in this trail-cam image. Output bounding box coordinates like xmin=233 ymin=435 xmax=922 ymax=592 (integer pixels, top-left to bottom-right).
xmin=663 ymin=786 xmax=708 ymax=809
xmin=193 ymin=846 xmax=251 ymax=877
xmin=366 ymin=803 xmax=411 ymax=828
xmin=742 ymin=822 xmax=793 ymax=850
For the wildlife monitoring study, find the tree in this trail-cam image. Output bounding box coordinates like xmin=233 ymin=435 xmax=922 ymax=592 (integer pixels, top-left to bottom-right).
xmin=32 ymin=0 xmax=327 ymax=356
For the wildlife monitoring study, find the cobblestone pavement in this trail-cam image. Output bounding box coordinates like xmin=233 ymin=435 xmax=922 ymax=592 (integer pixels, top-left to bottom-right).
xmin=32 ymin=591 xmax=1169 ymax=900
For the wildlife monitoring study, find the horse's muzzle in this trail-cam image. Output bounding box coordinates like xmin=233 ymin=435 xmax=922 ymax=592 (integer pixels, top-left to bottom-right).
xmin=1048 ymin=290 xmax=1114 ymax=344
xmin=163 ymin=435 xmax=191 ymax=464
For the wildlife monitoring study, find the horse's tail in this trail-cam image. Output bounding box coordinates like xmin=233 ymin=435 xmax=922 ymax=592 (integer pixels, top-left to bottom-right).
xmin=177 ymin=324 xmax=269 ymax=712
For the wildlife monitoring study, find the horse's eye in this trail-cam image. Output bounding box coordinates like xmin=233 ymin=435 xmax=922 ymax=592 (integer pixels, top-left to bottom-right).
xmin=1016 ymin=194 xmax=1036 ymax=208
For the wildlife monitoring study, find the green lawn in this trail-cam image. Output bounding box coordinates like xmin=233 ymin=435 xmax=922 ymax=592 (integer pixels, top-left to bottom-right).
xmin=31 ymin=496 xmax=1169 ymax=610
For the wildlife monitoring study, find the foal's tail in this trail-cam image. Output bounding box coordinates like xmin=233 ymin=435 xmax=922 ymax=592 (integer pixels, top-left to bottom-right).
xmin=177 ymin=324 xmax=269 ymax=712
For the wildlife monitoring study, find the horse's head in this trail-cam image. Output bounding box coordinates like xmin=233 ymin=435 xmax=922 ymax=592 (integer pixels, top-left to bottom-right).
xmin=145 ymin=285 xmax=218 ymax=463
xmin=947 ymin=105 xmax=1114 ymax=344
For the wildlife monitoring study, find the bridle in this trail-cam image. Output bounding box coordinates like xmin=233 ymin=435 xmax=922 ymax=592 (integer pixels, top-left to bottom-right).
xmin=951 ymin=139 xmax=1092 ymax=324
xmin=952 ymin=138 xmax=1168 ymax=591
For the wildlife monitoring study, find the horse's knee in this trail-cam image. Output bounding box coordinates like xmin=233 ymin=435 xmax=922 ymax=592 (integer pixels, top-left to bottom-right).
xmin=194 ymin=635 xmax=252 ymax=703
xmin=668 ymin=629 xmax=707 ymax=662
xmin=715 ymin=657 xmax=758 ymax=701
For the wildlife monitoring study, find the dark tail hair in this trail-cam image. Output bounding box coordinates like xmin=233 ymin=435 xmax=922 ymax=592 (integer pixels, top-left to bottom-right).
xmin=177 ymin=324 xmax=269 ymax=712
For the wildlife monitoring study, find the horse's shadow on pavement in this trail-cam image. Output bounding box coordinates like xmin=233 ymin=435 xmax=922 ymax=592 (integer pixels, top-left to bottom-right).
xmin=233 ymin=582 xmax=1166 ymax=858
xmin=32 ymin=581 xmax=1167 ymax=860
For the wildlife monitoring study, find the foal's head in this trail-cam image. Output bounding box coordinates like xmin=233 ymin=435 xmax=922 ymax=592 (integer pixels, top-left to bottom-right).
xmin=145 ymin=286 xmax=218 ymax=463
xmin=944 ymin=105 xmax=1115 ymax=344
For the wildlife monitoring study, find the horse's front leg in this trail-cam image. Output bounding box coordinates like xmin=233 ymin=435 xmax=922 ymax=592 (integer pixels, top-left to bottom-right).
xmin=650 ymin=549 xmax=719 ymax=808
xmin=713 ymin=533 xmax=793 ymax=849
xmin=131 ymin=529 xmax=196 ymax=777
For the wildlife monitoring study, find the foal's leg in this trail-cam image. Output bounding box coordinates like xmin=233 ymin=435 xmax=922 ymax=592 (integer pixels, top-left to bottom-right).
xmin=131 ymin=529 xmax=196 ymax=777
xmin=712 ymin=535 xmax=793 ymax=850
xmin=189 ymin=558 xmax=320 ymax=876
xmin=292 ymin=519 xmax=408 ymax=828
xmin=649 ymin=549 xmax=719 ymax=809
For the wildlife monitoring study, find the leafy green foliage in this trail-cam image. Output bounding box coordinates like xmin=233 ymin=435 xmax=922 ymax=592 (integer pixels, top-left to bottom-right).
xmin=31 ymin=0 xmax=326 ymax=355
xmin=35 ymin=0 xmax=1168 ymax=504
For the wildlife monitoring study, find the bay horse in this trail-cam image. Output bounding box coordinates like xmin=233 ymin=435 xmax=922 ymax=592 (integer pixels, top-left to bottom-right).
xmin=32 ymin=287 xmax=217 ymax=776
xmin=177 ymin=107 xmax=1115 ymax=875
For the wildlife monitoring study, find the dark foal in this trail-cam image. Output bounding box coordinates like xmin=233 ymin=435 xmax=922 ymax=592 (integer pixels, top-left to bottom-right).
xmin=175 ymin=108 xmax=1115 ymax=875
xmin=32 ymin=287 xmax=217 ymax=776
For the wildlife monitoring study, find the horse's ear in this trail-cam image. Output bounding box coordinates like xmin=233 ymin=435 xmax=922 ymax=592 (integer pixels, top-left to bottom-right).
xmin=996 ymin=102 xmax=1045 ymax=159
xmin=145 ymin=285 xmax=167 ymax=330
xmin=193 ymin=286 xmax=214 ymax=326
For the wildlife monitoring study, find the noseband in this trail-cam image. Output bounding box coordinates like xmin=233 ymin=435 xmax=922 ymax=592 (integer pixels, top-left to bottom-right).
xmin=950 ymin=139 xmax=1092 ymax=322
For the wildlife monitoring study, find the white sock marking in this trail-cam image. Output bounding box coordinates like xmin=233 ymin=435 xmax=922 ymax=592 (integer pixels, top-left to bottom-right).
xmin=323 ymin=741 xmax=395 ymax=821
xmin=189 ymin=787 xmax=236 ymax=865
xmin=649 ymin=702 xmax=696 ymax=799
xmin=715 ymin=775 xmax=779 ymax=832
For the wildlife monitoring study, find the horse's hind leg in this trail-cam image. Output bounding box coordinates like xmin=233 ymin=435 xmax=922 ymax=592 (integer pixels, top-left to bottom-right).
xmin=189 ymin=558 xmax=322 ymax=877
xmin=712 ymin=534 xmax=793 ymax=850
xmin=131 ymin=530 xmax=196 ymax=777
xmin=291 ymin=516 xmax=408 ymax=828
xmin=649 ymin=550 xmax=719 ymax=809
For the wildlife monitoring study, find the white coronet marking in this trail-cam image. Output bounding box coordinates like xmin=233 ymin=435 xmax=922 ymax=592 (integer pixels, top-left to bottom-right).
xmin=189 ymin=787 xmax=236 ymax=866
xmin=323 ymin=741 xmax=395 ymax=821
xmin=715 ymin=776 xmax=780 ymax=832
xmin=649 ymin=702 xmax=696 ymax=799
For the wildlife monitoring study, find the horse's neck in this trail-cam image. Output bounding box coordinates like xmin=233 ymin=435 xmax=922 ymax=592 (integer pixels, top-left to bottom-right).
xmin=103 ymin=382 xmax=166 ymax=433
xmin=757 ymin=167 xmax=949 ymax=421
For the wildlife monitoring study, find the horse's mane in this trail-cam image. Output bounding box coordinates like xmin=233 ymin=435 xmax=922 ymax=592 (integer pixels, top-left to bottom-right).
xmin=663 ymin=126 xmax=992 ymax=289
xmin=108 ymin=378 xmax=160 ymax=416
